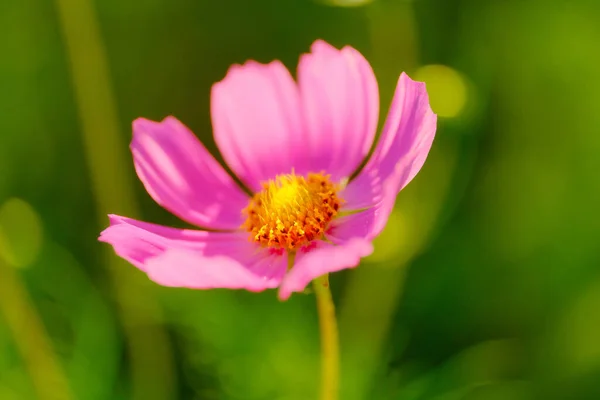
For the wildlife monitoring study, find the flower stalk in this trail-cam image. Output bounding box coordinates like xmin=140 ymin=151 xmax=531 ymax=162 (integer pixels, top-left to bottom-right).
xmin=313 ymin=273 xmax=340 ymax=400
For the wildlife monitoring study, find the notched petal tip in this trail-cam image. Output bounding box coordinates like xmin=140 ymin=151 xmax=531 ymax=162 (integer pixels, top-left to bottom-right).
xmin=106 ymin=213 xmax=124 ymax=225
xmin=98 ymin=214 xmax=123 ymax=242
xmin=216 ymin=59 xmax=287 ymax=85
xmin=132 ymin=116 xmax=152 ymax=128
xmin=399 ymin=72 xmax=437 ymax=113
xmin=132 ymin=115 xmax=187 ymax=136
xmin=310 ymin=39 xmax=338 ymax=54
xmin=131 ymin=116 xmax=158 ymax=136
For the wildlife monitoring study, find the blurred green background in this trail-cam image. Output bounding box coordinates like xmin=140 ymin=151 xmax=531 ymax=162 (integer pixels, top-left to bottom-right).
xmin=1 ymin=0 xmax=600 ymax=399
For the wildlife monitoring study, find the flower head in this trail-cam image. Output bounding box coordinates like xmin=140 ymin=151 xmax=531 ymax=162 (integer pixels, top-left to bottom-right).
xmin=99 ymin=40 xmax=437 ymax=300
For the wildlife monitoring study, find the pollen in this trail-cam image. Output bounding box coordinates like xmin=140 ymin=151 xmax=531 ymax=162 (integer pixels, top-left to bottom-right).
xmin=242 ymin=172 xmax=343 ymax=250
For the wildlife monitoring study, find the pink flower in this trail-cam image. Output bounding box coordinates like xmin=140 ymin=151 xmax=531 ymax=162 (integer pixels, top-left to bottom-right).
xmin=99 ymin=40 xmax=437 ymax=300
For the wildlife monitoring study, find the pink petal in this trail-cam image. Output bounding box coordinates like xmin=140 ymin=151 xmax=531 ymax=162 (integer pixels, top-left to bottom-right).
xmin=341 ymin=73 xmax=437 ymax=236
xmin=369 ymin=73 xmax=437 ymax=190
xmin=132 ymin=116 xmax=249 ymax=230
xmin=210 ymin=40 xmax=379 ymax=191
xmin=338 ymin=167 xmax=383 ymax=212
xmin=326 ymin=207 xmax=379 ymax=243
xmin=99 ymin=215 xmax=214 ymax=271
xmin=296 ymin=40 xmax=379 ymax=181
xmin=210 ymin=60 xmax=304 ymax=192
xmin=99 ymin=214 xmax=243 ymax=271
xmin=99 ymin=215 xmax=287 ymax=291
xmin=145 ymin=248 xmax=286 ymax=292
xmin=278 ymin=238 xmax=374 ymax=300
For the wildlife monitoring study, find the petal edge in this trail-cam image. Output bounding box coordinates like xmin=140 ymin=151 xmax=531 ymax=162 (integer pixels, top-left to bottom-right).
xmin=278 ymin=238 xmax=373 ymax=300
xmin=132 ymin=116 xmax=249 ymax=230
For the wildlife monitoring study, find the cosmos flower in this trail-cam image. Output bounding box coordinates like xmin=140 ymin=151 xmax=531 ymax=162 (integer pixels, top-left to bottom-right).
xmin=99 ymin=40 xmax=436 ymax=300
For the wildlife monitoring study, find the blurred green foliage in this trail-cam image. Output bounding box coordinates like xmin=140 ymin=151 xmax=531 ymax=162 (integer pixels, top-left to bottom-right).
xmin=1 ymin=0 xmax=600 ymax=399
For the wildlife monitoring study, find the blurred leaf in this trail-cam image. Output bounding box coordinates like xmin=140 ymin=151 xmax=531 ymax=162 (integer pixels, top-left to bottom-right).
xmin=26 ymin=242 xmax=120 ymax=400
xmin=392 ymin=340 xmax=524 ymax=400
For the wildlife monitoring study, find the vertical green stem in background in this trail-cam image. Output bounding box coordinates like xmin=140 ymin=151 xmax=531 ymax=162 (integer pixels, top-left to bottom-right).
xmin=337 ymin=2 xmax=421 ymax=399
xmin=0 ymin=259 xmax=72 ymax=400
xmin=338 ymin=2 xmax=460 ymax=393
xmin=367 ymin=0 xmax=420 ymax=101
xmin=52 ymin=0 xmax=175 ymax=399
xmin=313 ymin=274 xmax=340 ymax=400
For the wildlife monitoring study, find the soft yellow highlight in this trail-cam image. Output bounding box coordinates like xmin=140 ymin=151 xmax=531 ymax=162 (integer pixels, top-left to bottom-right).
xmin=414 ymin=64 xmax=468 ymax=118
xmin=243 ymin=173 xmax=342 ymax=250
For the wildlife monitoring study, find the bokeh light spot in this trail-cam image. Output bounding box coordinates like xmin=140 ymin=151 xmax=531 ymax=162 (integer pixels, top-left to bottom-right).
xmin=414 ymin=64 xmax=468 ymax=118
xmin=0 ymin=198 xmax=43 ymax=268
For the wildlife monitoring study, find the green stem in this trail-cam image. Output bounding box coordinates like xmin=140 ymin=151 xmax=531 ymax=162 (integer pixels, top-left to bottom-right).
xmin=52 ymin=0 xmax=175 ymax=398
xmin=313 ymin=274 xmax=340 ymax=400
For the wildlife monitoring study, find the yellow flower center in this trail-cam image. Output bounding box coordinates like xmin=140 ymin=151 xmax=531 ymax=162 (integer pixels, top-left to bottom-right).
xmin=242 ymin=172 xmax=343 ymax=250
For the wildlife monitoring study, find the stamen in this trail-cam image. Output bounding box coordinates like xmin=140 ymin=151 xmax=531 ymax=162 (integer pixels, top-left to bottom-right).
xmin=242 ymin=172 xmax=343 ymax=250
